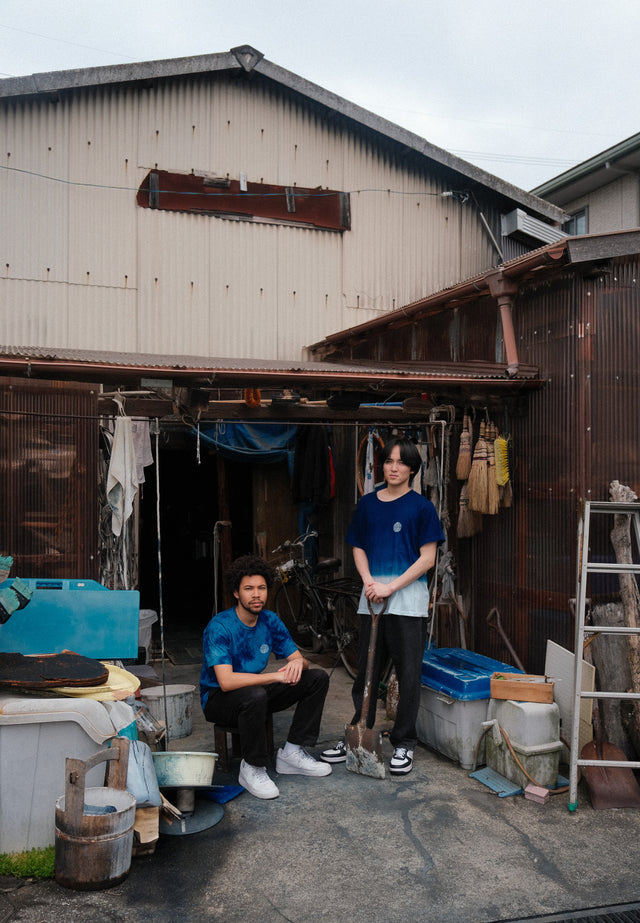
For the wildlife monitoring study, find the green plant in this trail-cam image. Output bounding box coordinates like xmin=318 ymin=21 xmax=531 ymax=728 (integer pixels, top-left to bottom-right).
xmin=0 ymin=846 xmax=55 ymax=879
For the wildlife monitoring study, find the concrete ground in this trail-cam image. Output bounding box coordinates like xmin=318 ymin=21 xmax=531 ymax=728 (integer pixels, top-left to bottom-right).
xmin=2 ymin=647 xmax=640 ymax=923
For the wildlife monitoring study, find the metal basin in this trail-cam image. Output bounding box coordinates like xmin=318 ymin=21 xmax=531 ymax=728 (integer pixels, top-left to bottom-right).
xmin=152 ymin=751 xmax=217 ymax=788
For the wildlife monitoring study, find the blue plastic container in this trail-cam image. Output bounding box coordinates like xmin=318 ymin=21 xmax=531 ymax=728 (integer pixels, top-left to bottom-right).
xmin=417 ymin=648 xmax=523 ymax=769
xmin=421 ymin=647 xmax=522 ymax=700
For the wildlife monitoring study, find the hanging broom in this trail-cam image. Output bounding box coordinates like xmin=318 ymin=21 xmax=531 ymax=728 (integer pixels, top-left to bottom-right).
xmin=467 ymin=420 xmax=489 ymax=513
xmin=486 ymin=421 xmax=500 ymax=515
xmin=457 ymin=481 xmax=482 ymax=537
xmin=495 ymin=431 xmax=512 ymax=508
xmin=455 ymin=412 xmax=472 ymax=480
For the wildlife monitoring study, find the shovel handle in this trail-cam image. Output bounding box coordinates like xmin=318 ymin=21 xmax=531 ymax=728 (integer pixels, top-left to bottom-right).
xmin=357 ymin=598 xmax=387 ymax=726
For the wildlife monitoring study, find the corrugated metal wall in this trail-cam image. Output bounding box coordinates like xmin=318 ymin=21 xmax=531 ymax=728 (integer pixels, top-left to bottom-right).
xmin=473 ymin=257 xmax=640 ymax=671
xmin=0 ymin=378 xmax=99 ymax=578
xmin=319 ymin=255 xmax=640 ymax=671
xmin=2 ymin=73 xmax=503 ymax=360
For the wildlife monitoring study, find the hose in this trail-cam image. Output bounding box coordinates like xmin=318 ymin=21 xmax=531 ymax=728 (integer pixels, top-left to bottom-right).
xmin=472 ymin=723 xmax=574 ymax=795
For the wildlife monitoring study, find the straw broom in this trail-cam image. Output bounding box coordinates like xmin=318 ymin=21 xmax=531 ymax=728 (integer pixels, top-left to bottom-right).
xmin=486 ymin=421 xmax=500 ymax=515
xmin=455 ymin=412 xmax=472 ymax=480
xmin=457 ymin=481 xmax=482 ymax=537
xmin=467 ymin=420 xmax=489 ymax=513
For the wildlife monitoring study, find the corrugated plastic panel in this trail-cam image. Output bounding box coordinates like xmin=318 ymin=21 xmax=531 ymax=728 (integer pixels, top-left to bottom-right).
xmin=0 ymin=379 xmax=99 ymax=579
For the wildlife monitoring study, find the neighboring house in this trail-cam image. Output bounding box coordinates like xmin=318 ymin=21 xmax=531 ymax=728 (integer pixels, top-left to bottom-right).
xmin=532 ymin=131 xmax=640 ymax=236
xmin=0 ymin=45 xmax=568 ymax=638
xmin=310 ymin=229 xmax=640 ymax=672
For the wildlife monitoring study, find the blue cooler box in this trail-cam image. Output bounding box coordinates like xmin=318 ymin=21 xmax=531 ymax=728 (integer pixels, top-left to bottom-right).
xmin=417 ymin=648 xmax=522 ymax=770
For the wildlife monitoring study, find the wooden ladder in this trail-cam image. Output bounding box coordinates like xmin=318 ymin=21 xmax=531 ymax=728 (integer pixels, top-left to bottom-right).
xmin=568 ymin=499 xmax=640 ymax=809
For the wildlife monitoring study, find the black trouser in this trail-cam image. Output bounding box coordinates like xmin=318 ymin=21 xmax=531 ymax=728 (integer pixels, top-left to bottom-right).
xmin=204 ymin=668 xmax=330 ymax=767
xmin=350 ymin=613 xmax=428 ymax=750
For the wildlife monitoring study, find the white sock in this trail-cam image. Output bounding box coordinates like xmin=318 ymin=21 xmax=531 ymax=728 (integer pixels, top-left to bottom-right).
xmin=282 ymin=741 xmax=301 ymax=756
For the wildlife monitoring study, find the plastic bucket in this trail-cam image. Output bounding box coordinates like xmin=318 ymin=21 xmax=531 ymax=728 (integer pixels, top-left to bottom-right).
xmin=141 ymin=684 xmax=195 ymax=740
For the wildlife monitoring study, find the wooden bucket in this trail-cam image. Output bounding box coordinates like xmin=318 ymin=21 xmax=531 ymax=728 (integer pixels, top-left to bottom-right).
xmin=55 ymin=737 xmax=136 ymax=891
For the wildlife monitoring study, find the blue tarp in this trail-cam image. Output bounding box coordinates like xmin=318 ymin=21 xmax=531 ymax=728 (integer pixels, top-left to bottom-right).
xmin=194 ymin=422 xmax=297 ymax=467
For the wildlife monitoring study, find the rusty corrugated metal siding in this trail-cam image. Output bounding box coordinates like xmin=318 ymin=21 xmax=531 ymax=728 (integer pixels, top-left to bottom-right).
xmin=474 ymin=258 xmax=640 ymax=671
xmin=0 ymin=379 xmax=99 ymax=579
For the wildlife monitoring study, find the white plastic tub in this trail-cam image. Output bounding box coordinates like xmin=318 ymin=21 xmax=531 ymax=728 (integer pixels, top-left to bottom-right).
xmin=417 ymin=688 xmax=489 ymax=770
xmin=485 ymin=698 xmax=562 ymax=790
xmin=0 ymin=694 xmax=133 ymax=852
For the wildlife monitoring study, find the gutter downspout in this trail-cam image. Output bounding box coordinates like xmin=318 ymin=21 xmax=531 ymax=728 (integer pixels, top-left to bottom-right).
xmin=487 ymin=270 xmax=520 ymax=377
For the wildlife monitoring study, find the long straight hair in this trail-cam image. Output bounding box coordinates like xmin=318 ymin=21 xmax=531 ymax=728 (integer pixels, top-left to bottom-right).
xmin=381 ymin=437 xmax=422 ymax=477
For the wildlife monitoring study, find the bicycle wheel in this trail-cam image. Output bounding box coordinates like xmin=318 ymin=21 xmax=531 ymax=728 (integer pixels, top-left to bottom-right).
xmin=332 ymin=594 xmax=360 ymax=679
xmin=274 ymin=581 xmax=316 ymax=651
xmin=333 ymin=595 xmax=395 ymax=683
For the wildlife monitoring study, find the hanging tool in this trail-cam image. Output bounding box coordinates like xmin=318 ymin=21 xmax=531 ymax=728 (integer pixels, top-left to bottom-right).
xmin=487 ymin=608 xmax=526 ymax=672
xmin=345 ymin=599 xmax=387 ymax=779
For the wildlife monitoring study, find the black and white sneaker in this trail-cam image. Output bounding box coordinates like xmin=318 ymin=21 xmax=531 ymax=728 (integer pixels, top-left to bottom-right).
xmin=389 ymin=747 xmax=414 ymax=775
xmin=320 ymin=740 xmax=347 ymax=763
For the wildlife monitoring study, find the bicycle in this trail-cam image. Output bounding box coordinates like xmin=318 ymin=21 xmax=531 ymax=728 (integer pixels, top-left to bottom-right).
xmin=270 ymin=532 xmax=363 ymax=678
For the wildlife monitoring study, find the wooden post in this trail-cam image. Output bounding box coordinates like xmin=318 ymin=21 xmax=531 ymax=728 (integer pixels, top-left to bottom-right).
xmin=608 ymin=480 xmax=640 ymax=747
xmin=216 ymin=455 xmax=233 ymax=608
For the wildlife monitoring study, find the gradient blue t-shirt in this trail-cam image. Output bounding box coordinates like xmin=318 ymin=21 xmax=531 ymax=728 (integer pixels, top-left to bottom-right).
xmin=346 ymin=488 xmax=444 ymax=617
xmin=200 ymin=607 xmax=297 ymax=710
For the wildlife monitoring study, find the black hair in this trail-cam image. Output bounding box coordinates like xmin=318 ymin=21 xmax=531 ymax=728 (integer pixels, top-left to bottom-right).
xmin=226 ymin=554 xmax=275 ymax=594
xmin=382 ymin=436 xmax=422 ymax=477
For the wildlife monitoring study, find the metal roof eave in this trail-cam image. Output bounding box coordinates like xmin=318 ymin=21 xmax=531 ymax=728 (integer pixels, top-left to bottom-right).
xmin=0 ymin=46 xmax=564 ymax=225
xmin=0 ymin=349 xmax=543 ymax=395
xmin=311 ymin=228 xmax=640 ymax=351
xmin=531 ymin=130 xmax=640 ymax=204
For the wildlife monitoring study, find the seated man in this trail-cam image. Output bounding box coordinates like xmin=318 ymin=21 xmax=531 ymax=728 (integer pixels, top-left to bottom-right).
xmin=200 ymin=554 xmax=331 ymax=799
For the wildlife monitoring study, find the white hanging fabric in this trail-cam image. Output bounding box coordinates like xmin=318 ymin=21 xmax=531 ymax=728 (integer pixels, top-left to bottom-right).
xmin=131 ymin=418 xmax=154 ymax=483
xmin=107 ymin=416 xmax=139 ymax=537
xmin=364 ymin=428 xmax=375 ymax=494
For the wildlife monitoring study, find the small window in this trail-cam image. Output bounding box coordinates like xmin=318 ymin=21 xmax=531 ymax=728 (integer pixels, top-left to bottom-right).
xmin=564 ymin=208 xmax=588 ymax=236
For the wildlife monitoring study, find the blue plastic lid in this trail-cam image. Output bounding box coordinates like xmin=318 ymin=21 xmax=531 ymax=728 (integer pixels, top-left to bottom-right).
xmin=421 ymin=647 xmax=523 ymax=700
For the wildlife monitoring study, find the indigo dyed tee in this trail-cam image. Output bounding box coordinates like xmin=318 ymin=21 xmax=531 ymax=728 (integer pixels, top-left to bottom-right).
xmin=200 ymin=607 xmax=297 ymax=709
xmin=346 ymin=488 xmax=445 ymax=617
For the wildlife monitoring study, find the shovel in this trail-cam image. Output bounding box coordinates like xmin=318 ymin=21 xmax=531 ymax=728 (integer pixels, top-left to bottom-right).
xmin=345 ymin=598 xmax=386 ymax=779
xmin=580 ymin=696 xmax=640 ymax=810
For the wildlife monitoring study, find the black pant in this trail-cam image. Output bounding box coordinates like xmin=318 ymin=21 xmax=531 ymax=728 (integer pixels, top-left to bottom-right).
xmin=350 ymin=613 xmax=428 ymax=750
xmin=204 ymin=668 xmax=329 ymax=767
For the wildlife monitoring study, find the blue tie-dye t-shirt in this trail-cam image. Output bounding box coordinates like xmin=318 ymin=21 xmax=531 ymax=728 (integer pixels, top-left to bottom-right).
xmin=200 ymin=607 xmax=297 ymax=709
xmin=346 ymin=488 xmax=444 ymax=617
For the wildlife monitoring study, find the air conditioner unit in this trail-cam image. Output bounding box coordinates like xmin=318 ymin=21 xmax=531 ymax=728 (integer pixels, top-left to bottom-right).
xmin=501 ymin=209 xmax=567 ymax=246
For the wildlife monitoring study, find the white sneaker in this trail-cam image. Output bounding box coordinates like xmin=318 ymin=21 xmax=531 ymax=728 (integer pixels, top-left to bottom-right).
xmin=238 ymin=759 xmax=280 ymax=799
xmin=389 ymin=747 xmax=414 ymax=775
xmin=276 ymin=746 xmax=332 ymax=777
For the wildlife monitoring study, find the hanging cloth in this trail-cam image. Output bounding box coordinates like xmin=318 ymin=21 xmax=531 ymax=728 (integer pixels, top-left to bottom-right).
xmin=364 ymin=428 xmax=375 ymax=495
xmin=131 ymin=418 xmax=154 ymax=483
xmin=107 ymin=417 xmax=139 ymax=537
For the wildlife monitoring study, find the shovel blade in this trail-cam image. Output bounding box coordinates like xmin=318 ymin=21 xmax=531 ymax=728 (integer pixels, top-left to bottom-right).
xmin=581 ymin=740 xmax=640 ymax=810
xmin=344 ymin=723 xmax=385 ymax=779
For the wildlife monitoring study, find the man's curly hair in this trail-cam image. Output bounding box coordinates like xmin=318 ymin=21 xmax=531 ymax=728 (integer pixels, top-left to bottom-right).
xmin=226 ymin=555 xmax=275 ymax=595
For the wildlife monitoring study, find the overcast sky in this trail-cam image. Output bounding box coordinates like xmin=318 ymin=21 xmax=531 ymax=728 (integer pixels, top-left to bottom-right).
xmin=1 ymin=0 xmax=639 ymax=192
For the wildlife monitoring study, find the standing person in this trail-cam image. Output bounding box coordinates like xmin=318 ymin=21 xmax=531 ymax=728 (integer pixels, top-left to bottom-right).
xmin=201 ymin=554 xmax=331 ymax=800
xmin=321 ymin=436 xmax=444 ymax=776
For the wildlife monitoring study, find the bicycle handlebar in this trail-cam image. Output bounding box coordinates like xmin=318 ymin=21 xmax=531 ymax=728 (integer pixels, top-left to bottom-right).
xmin=271 ymin=531 xmax=318 ymax=555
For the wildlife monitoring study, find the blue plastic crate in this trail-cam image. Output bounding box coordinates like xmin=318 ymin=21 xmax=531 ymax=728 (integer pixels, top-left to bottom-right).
xmin=421 ymin=647 xmax=523 ymax=701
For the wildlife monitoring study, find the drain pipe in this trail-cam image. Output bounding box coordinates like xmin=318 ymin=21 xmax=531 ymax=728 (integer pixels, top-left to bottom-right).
xmin=487 ymin=271 xmax=520 ymax=377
